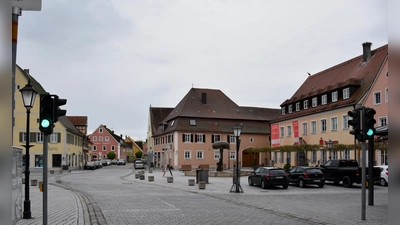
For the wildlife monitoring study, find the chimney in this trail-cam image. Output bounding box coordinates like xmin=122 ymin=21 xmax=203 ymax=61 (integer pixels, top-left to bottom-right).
xmin=362 ymin=42 xmax=372 ymax=62
xmin=24 ymin=69 xmax=30 ymax=74
xmin=201 ymin=92 xmax=207 ymax=104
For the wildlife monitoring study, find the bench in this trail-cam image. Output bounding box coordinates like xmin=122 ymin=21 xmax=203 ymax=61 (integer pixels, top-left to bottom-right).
xmin=198 ymin=164 xmax=210 ymax=170
xmin=180 ymin=165 xmax=192 ymax=171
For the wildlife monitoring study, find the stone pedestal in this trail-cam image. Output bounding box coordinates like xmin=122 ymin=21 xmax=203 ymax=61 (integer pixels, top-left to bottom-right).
xmin=135 ymin=174 xmax=140 ymax=179
xmin=188 ymin=179 xmax=195 ymax=186
xmin=50 ymin=170 xmax=54 ymax=174
xmin=167 ymin=176 xmax=173 ymax=183
xmin=59 ymin=169 xmax=63 ymax=174
xmin=198 ymin=181 xmax=206 ymax=189
xmin=140 ymin=174 xmax=145 ymax=180
xmin=31 ymin=179 xmax=37 ymax=186
xmin=148 ymin=176 xmax=154 ymax=182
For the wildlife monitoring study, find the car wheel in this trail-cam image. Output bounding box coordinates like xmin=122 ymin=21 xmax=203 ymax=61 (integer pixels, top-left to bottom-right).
xmin=299 ymin=179 xmax=305 ymax=188
xmin=282 ymin=185 xmax=288 ymax=189
xmin=261 ymin=180 xmax=267 ymax=189
xmin=318 ymin=183 xmax=325 ymax=188
xmin=342 ymin=176 xmax=353 ymax=188
xmin=380 ymin=178 xmax=387 ymax=186
xmin=248 ymin=178 xmax=254 ymax=186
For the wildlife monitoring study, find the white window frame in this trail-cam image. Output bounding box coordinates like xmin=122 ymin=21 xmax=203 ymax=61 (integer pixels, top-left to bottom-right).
xmin=304 ymin=100 xmax=308 ymax=109
xmin=311 ymin=121 xmax=317 ymax=134
xmin=105 ymin=136 xmax=109 ymax=141
xmin=344 ymin=150 xmax=350 ymax=160
xmin=330 ymin=117 xmax=338 ymax=131
xmin=99 ymin=128 xmax=103 ymax=133
xmin=288 ymin=105 xmax=292 ymax=113
xmin=36 ymin=133 xmax=44 ymax=143
xmin=280 ymin=152 xmax=284 ymax=163
xmin=229 ymin=135 xmax=236 ymax=144
xmin=99 ymin=136 xmax=103 ymax=141
xmin=92 ymin=136 xmax=97 ymax=141
xmin=282 ymin=107 xmax=285 ymax=115
xmin=280 ymin=127 xmax=284 ymax=138
xmin=287 ymin=152 xmax=291 ymax=164
xmin=321 ymin=94 xmax=327 ymax=105
xmin=184 ymin=134 xmax=191 ymax=143
xmin=379 ymin=117 xmax=387 ymax=126
xmin=302 ymin=122 xmax=308 ymax=135
xmin=111 ymin=145 xmax=115 ymax=151
xmin=374 ymin=91 xmax=381 ymax=105
xmin=343 ymin=88 xmax=350 ymax=99
xmin=93 ymin=146 xmax=97 ymax=151
xmin=214 ymin=150 xmax=220 ymax=160
xmin=196 ymin=134 xmax=204 ymax=143
xmin=332 ymin=91 xmax=338 ymax=102
xmin=184 ymin=150 xmax=191 ymax=159
xmin=312 ymin=97 xmax=317 ymax=107
xmin=213 ymin=134 xmax=221 ymax=143
xmin=49 ymin=133 xmax=58 ymax=143
xmin=102 ymin=145 xmax=106 ymax=151
xmin=287 ymin=125 xmax=292 ymax=137
xmin=311 ymin=151 xmax=317 ymax=163
xmin=342 ymin=115 xmax=349 ymax=130
xmin=320 ymin=119 xmax=327 ymax=133
xmin=296 ymin=102 xmax=300 ymax=111
xmin=230 ymin=151 xmax=236 ymax=160
xmin=196 ymin=150 xmax=204 ymax=160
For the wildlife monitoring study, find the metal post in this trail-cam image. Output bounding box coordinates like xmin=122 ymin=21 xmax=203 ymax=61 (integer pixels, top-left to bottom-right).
xmin=361 ymin=142 xmax=366 ymax=220
xmin=43 ymin=134 xmax=48 ymax=225
xmin=368 ymin=139 xmax=374 ymax=205
xmin=230 ymin=138 xmax=243 ymax=193
xmin=23 ymin=107 xmax=32 ymax=219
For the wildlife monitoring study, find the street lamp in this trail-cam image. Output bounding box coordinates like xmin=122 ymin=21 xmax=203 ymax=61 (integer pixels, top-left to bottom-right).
xmin=20 ymin=80 xmax=37 ymax=219
xmin=230 ymin=124 xmax=243 ymax=193
xmin=327 ymin=139 xmax=333 ymax=160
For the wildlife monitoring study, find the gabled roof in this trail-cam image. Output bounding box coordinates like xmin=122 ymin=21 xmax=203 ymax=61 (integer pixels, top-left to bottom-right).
xmin=102 ymin=125 xmax=130 ymax=148
xmin=17 ymin=65 xmax=47 ymax=95
xmin=67 ymin=116 xmax=88 ymax=126
xmin=275 ymin=43 xmax=388 ymax=122
xmin=59 ymin=116 xmax=83 ymax=136
xmin=149 ymin=107 xmax=174 ymax=134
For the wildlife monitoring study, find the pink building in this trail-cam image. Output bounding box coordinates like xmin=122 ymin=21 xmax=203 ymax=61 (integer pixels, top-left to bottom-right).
xmin=89 ymin=125 xmax=129 ymax=161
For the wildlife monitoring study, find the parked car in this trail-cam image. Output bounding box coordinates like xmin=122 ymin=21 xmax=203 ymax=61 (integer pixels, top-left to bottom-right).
xmin=111 ymin=159 xmax=118 ymax=165
xmin=93 ymin=160 xmax=101 ymax=169
xmin=289 ymin=166 xmax=325 ymax=188
xmin=105 ymin=159 xmax=111 ymax=166
xmin=248 ymin=167 xmax=289 ymax=189
xmin=84 ymin=162 xmax=95 ymax=170
xmin=134 ymin=160 xmax=145 ymax=169
xmin=117 ymin=159 xmax=126 ymax=165
xmin=101 ymin=159 xmax=108 ymax=166
xmin=374 ymin=165 xmax=388 ymax=186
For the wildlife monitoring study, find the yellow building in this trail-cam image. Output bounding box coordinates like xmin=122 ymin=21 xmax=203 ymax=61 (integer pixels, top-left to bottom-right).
xmin=13 ymin=66 xmax=85 ymax=170
xmin=124 ymin=136 xmax=142 ymax=162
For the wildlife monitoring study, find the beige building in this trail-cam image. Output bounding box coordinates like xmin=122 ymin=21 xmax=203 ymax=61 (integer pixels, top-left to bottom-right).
xmin=271 ymin=43 xmax=388 ymax=167
xmin=13 ymin=66 xmax=85 ymax=170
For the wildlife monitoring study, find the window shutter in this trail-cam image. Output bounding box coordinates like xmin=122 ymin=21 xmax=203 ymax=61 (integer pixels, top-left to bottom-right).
xmin=30 ymin=133 xmax=36 ymax=142
xmin=58 ymin=133 xmax=61 ymax=143
xmin=227 ymin=135 xmax=230 ymax=143
xmin=19 ymin=132 xmax=23 ymax=142
xmin=203 ymin=135 xmax=206 ymax=143
xmin=195 ymin=135 xmax=198 ymax=142
xmin=191 ymin=134 xmax=193 ymax=142
xmin=211 ymin=135 xmax=214 ymax=143
xmin=182 ymin=134 xmax=184 ymax=141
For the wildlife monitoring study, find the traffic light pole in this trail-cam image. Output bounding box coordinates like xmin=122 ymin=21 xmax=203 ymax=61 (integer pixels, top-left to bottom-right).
xmin=368 ymin=139 xmax=374 ymax=206
xmin=361 ymin=141 xmax=366 ymax=220
xmin=43 ymin=134 xmax=49 ymax=225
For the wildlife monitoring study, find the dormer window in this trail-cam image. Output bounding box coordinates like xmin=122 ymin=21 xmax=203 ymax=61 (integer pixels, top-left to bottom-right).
xmin=288 ymin=105 xmax=292 ymax=113
xmin=312 ymin=97 xmax=318 ymax=107
xmin=343 ymin=88 xmax=350 ymax=99
xmin=322 ymin=94 xmax=327 ymax=105
xmin=281 ymin=107 xmax=286 ymax=115
xmin=295 ymin=102 xmax=300 ymax=111
xmin=171 ymin=120 xmax=175 ymax=126
xmin=190 ymin=119 xmax=196 ymax=126
xmin=304 ymin=100 xmax=308 ymax=109
xmin=99 ymin=128 xmax=103 ymax=133
xmin=332 ymin=91 xmax=338 ymax=102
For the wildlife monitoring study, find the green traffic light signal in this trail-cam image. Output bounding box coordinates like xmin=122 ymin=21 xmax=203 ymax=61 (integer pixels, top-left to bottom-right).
xmin=41 ymin=118 xmax=51 ymax=128
xmin=366 ymin=129 xmax=374 ymax=136
xmin=39 ymin=94 xmax=54 ymax=134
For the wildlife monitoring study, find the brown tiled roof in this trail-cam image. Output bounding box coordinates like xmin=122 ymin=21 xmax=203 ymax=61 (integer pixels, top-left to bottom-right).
xmin=153 ymin=88 xmax=280 ymax=136
xmin=67 ymin=116 xmax=88 ymax=126
xmin=274 ymin=44 xmax=388 ymax=123
xmin=59 ymin=116 xmax=83 ymax=136
xmin=150 ymin=107 xmax=174 ymax=134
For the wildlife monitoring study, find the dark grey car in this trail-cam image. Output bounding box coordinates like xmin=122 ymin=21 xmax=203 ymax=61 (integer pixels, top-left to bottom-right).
xmin=289 ymin=166 xmax=325 ymax=188
xmin=248 ymin=167 xmax=289 ymax=189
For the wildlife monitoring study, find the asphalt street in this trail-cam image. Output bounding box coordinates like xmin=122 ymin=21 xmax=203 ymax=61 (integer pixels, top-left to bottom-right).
xmin=16 ymin=164 xmax=388 ymax=225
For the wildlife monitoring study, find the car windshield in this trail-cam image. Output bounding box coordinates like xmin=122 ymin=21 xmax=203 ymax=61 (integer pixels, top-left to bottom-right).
xmin=269 ymin=169 xmax=286 ymax=175
xmin=136 ymin=161 xmax=143 ymax=164
xmin=305 ymin=168 xmax=322 ymax=173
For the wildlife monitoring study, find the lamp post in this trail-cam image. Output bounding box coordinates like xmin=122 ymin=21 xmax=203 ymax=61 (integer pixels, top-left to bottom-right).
xmin=20 ymin=80 xmax=37 ymax=219
xmin=230 ymin=124 xmax=243 ymax=193
xmin=327 ymin=139 xmax=333 ymax=160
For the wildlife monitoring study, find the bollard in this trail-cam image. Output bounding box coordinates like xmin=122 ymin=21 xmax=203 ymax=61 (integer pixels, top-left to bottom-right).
xmin=135 ymin=174 xmax=140 ymax=179
xmin=39 ymin=182 xmax=43 ymax=192
xmin=22 ymin=178 xmax=25 ymax=184
xmin=59 ymin=169 xmax=63 ymax=174
xmin=31 ymin=179 xmax=38 ymax=186
xmin=188 ymin=179 xmax=195 ymax=186
xmin=198 ymin=181 xmax=206 ymax=189
xmin=50 ymin=170 xmax=54 ymax=174
xmin=167 ymin=176 xmax=173 ymax=183
xmin=140 ymin=174 xmax=145 ymax=180
xmin=148 ymin=176 xmax=154 ymax=182
xmin=68 ymin=169 xmax=71 ymax=173
xmin=149 ymin=169 xmax=153 ymax=173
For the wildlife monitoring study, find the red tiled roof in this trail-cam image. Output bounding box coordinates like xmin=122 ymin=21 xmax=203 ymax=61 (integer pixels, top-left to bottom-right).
xmin=67 ymin=116 xmax=88 ymax=126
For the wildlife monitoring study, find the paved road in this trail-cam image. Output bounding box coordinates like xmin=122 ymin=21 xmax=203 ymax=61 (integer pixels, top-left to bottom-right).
xmin=16 ymin=164 xmax=388 ymax=225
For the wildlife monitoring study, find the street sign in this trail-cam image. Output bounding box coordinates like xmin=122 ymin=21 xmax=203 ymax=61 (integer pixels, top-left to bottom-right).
xmin=12 ymin=0 xmax=42 ymax=11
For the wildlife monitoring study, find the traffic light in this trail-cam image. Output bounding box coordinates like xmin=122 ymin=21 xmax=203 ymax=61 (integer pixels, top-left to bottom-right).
xmin=39 ymin=94 xmax=54 ymax=134
xmin=52 ymin=95 xmax=67 ymax=123
xmin=363 ymin=107 xmax=376 ymax=139
xmin=348 ymin=108 xmax=362 ymax=142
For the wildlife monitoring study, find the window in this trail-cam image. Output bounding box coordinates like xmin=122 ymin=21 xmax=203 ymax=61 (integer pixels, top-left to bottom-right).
xmin=229 ymin=135 xmax=236 ymax=144
xmin=374 ymin=91 xmax=381 ymax=105
xmin=311 ymin=121 xmax=317 ymax=134
xmin=49 ymin=133 xmax=58 ymax=143
xmin=344 ymin=150 xmax=350 ymax=160
xmin=36 ymin=133 xmax=44 ymax=143
xmin=385 ymin=88 xmax=388 ymax=103
xmin=321 ymin=150 xmax=327 ymax=163
xmin=196 ymin=134 xmax=205 ymax=143
xmin=379 ymin=117 xmax=387 ymax=126
xmin=230 ymin=151 xmax=236 ymax=160
xmin=331 ymin=117 xmax=338 ymax=131
xmin=102 ymin=146 xmax=106 ymax=151
xmin=332 ymin=151 xmax=338 ymax=160
xmin=250 ymin=138 xmax=254 ymax=143
xmin=381 ymin=150 xmax=388 ymax=165
xmin=332 ymin=91 xmax=338 ymax=102
xmin=288 ymin=105 xmax=292 ymax=113
xmin=280 ymin=152 xmax=284 ymax=163
xmin=342 ymin=115 xmax=349 ymax=130
xmin=93 ymin=146 xmax=97 ymax=151
xmin=312 ymin=97 xmax=317 ymax=107
xmin=171 ymin=120 xmax=175 ymax=126
xmin=295 ymin=102 xmax=300 ymax=111
xmin=320 ymin=119 xmax=327 ymax=132
xmin=99 ymin=128 xmax=103 ymax=133
xmin=111 ymin=146 xmax=115 ymax=151
xmin=281 ymin=107 xmax=285 ymax=115
xmin=304 ymin=100 xmax=308 ymax=109
xmin=92 ymin=136 xmax=97 ymax=141
xmin=287 ymin=125 xmax=292 ymax=137
xmin=212 ymin=134 xmax=221 ymax=143
xmin=99 ymin=136 xmax=103 ymax=141
xmin=287 ymin=152 xmax=291 ymax=164
xmin=105 ymin=136 xmax=109 ymax=141
xmin=190 ymin=119 xmax=196 ymax=126
xmin=321 ymin=94 xmax=327 ymax=105
xmin=214 ymin=150 xmax=220 ymax=160
xmin=184 ymin=150 xmax=191 ymax=159
xmin=280 ymin=127 xmax=284 ymax=138
xmin=343 ymin=88 xmax=350 ymax=99
xmin=274 ymin=152 xmax=278 ymax=163
xmin=311 ymin=151 xmax=317 ymax=163
xmin=302 ymin=122 xmax=308 ymax=135
xmin=184 ymin=134 xmax=192 ymax=142
xmin=196 ymin=150 xmax=204 ymax=160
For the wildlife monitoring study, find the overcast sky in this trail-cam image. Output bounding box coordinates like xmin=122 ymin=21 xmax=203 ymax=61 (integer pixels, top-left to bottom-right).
xmin=16 ymin=0 xmax=388 ymax=141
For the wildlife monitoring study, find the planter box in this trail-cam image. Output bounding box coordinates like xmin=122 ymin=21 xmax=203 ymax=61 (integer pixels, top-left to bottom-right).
xmin=59 ymin=169 xmax=63 ymax=174
xmin=140 ymin=174 xmax=145 ymax=180
xmin=148 ymin=176 xmax=154 ymax=182
xmin=135 ymin=174 xmax=140 ymax=179
xmin=167 ymin=177 xmax=173 ymax=183
xmin=50 ymin=170 xmax=54 ymax=174
xmin=31 ymin=179 xmax=37 ymax=186
xmin=198 ymin=181 xmax=206 ymax=189
xmin=188 ymin=179 xmax=195 ymax=186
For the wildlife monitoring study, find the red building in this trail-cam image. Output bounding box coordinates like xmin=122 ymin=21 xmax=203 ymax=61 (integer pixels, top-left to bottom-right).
xmin=89 ymin=125 xmax=129 ymax=161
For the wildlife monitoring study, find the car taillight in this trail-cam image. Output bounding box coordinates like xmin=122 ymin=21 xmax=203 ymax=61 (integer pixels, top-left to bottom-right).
xmin=356 ymin=169 xmax=360 ymax=176
xmin=265 ymin=174 xmax=271 ymax=179
xmin=386 ymin=171 xmax=388 ymax=176
xmin=304 ymin=173 xmax=309 ymax=178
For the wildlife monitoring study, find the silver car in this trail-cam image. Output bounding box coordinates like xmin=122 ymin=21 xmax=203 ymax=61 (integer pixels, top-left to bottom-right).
xmin=134 ymin=160 xmax=145 ymax=169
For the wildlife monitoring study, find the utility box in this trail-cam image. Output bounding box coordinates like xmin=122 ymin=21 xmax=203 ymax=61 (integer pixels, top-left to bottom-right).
xmin=196 ymin=169 xmax=209 ymax=184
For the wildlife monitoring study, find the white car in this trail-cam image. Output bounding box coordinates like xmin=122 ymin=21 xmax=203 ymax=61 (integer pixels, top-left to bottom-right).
xmin=374 ymin=165 xmax=388 ymax=186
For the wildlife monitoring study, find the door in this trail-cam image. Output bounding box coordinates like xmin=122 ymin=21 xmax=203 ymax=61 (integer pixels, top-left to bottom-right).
xmin=242 ymin=149 xmax=259 ymax=167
